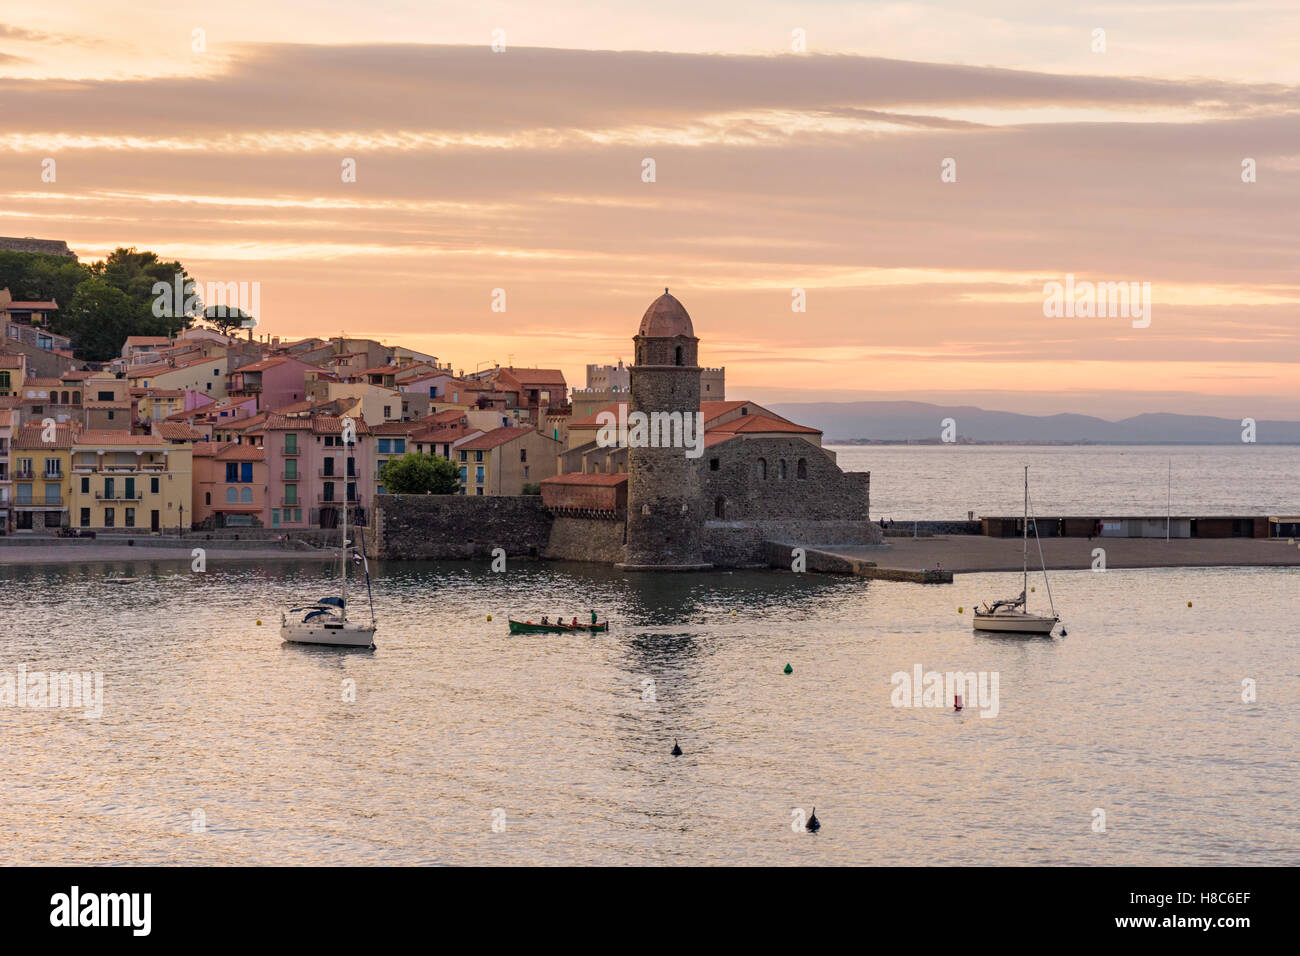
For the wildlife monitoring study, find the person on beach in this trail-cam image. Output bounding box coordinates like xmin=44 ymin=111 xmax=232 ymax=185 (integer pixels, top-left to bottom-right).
xmin=590 ymin=609 xmax=598 ymax=624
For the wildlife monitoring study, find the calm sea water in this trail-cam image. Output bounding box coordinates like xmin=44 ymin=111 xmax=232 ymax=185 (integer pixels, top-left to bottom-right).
xmin=1 ymin=557 xmax=1295 ymax=865
xmin=830 ymin=444 xmax=1300 ymax=520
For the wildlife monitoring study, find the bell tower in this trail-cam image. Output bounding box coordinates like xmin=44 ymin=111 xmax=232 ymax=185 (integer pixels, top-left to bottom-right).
xmin=617 ymin=289 xmax=710 ymax=571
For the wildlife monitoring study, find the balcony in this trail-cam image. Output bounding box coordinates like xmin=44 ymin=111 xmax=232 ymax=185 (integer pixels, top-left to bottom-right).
xmin=280 ymin=471 xmax=302 ymax=480
xmin=15 ymin=494 xmax=64 ymax=507
xmin=279 ymin=497 xmax=302 ymax=508
xmin=318 ymin=467 xmax=355 ymax=478
xmin=14 ymin=468 xmax=35 ymax=480
xmin=95 ymin=492 xmax=144 ymax=501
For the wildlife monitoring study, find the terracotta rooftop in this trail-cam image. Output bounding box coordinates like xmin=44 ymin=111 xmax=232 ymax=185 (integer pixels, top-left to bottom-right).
xmin=154 ymin=422 xmax=205 ymax=441
xmin=76 ymin=430 xmax=167 ymax=447
xmin=713 ymin=414 xmax=821 ymax=435
xmin=13 ymin=421 xmax=78 ymax=449
xmin=457 ymin=425 xmax=539 ymax=451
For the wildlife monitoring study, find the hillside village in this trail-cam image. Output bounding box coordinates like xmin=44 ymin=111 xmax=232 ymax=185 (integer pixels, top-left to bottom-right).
xmin=0 ymin=241 xmax=838 ymax=539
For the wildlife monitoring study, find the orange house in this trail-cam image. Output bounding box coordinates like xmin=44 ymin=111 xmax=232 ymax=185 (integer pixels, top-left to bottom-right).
xmin=192 ymin=441 xmax=267 ymax=529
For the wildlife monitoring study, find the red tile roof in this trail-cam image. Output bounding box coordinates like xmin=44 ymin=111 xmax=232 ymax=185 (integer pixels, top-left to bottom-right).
xmin=13 ymin=421 xmax=78 ymax=449
xmin=154 ymin=422 xmax=205 ymax=441
xmin=76 ymin=430 xmax=167 ymax=447
xmin=457 ymin=425 xmax=539 ymax=451
xmin=714 ymin=414 xmax=820 ymax=435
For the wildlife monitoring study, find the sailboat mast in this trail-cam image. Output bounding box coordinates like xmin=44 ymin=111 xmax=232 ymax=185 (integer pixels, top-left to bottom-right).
xmin=340 ymin=432 xmax=349 ymax=621
xmin=1023 ymin=465 xmax=1029 ymax=601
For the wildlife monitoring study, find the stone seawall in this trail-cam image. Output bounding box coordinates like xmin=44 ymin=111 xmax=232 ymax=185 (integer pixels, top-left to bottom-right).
xmin=369 ymin=494 xmax=553 ymax=560
xmin=545 ymin=515 xmax=626 ymax=563
xmin=882 ymin=520 xmax=983 ymax=537
xmin=704 ymin=519 xmax=882 ymax=567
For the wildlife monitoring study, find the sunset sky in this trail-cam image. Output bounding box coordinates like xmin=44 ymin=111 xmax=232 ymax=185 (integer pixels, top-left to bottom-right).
xmin=2 ymin=2 xmax=1297 ymax=417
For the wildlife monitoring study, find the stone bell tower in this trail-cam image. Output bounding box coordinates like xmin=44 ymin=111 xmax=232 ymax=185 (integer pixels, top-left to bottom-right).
xmin=617 ymin=289 xmax=710 ymax=571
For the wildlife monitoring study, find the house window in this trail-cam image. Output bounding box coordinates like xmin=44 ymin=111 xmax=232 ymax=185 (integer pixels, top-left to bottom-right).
xmin=97 ymin=391 xmax=113 ymax=401
xmin=475 ymin=450 xmax=483 ymax=462
xmin=227 ymin=487 xmax=238 ymax=503
xmin=104 ymin=508 xmax=115 ymax=527
xmin=151 ymin=477 xmax=160 ymax=494
xmin=709 ymin=457 xmax=719 ymax=471
xmin=284 ymin=434 xmax=298 ymax=454
xmin=205 ymin=492 xmax=211 ymax=505
xmin=475 ymin=487 xmax=484 ymax=496
xmin=383 ymin=406 xmax=391 ymax=418
xmin=80 ymin=508 xmax=90 ymax=527
xmin=459 ymin=450 xmax=467 ymax=462
xmin=459 ymin=466 xmax=467 ymax=484
xmin=285 ymin=460 xmax=298 ymax=479
xmin=125 ymin=508 xmax=135 ymax=527
xmin=394 ymin=439 xmax=405 ymax=453
xmin=520 ymin=448 xmax=527 ymax=462
xmin=81 ymin=477 xmax=90 ymax=493
xmin=475 ymin=466 xmax=484 ymax=484
xmin=285 ymin=485 xmax=298 ymax=505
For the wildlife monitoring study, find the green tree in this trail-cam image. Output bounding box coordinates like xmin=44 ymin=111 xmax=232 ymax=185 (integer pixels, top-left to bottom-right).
xmin=63 ymin=278 xmax=138 ymax=362
xmin=90 ymin=246 xmax=197 ymax=337
xmin=379 ymin=453 xmax=460 ymax=494
xmin=203 ymin=305 xmax=255 ymax=338
xmin=0 ymin=251 xmax=91 ymax=329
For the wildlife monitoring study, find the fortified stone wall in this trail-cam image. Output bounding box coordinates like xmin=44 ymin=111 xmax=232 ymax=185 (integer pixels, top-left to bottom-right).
xmin=545 ymin=515 xmax=626 ymax=564
xmin=699 ymin=437 xmax=880 ymax=565
xmin=370 ymin=494 xmax=553 ymax=560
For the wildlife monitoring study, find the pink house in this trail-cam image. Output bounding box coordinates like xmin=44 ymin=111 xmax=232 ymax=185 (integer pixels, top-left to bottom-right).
xmin=261 ymin=411 xmax=375 ymax=530
xmin=226 ymin=356 xmax=314 ymax=412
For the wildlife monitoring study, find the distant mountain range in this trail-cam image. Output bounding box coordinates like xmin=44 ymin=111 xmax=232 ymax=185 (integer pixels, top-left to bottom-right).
xmin=767 ymin=401 xmax=1300 ymax=444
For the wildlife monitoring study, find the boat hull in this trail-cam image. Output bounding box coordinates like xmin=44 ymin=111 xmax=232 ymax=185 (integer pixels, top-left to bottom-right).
xmin=508 ymin=619 xmax=609 ymax=634
xmin=972 ymin=612 xmax=1057 ymax=635
xmin=281 ymin=622 xmax=376 ymax=647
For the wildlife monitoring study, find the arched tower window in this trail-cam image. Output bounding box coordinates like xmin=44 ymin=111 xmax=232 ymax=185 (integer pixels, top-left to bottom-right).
xmin=797 ymin=458 xmax=807 ymax=478
xmin=637 ymin=347 xmax=644 ymax=365
xmin=757 ymin=458 xmax=767 ymax=480
xmin=714 ymin=496 xmax=726 ymax=518
xmin=778 ymin=459 xmax=788 ymax=480
xmin=675 ymin=345 xmax=683 ymax=366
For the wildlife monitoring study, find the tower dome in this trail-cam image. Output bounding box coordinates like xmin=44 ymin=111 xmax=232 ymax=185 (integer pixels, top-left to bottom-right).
xmin=638 ymin=289 xmax=694 ymax=339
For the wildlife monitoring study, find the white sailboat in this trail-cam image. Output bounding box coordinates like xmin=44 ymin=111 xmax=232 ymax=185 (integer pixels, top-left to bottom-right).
xmin=973 ymin=465 xmax=1061 ymax=635
xmin=280 ymin=422 xmax=377 ymax=648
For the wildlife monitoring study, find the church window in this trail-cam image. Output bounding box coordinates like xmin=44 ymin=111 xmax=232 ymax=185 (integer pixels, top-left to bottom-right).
xmin=757 ymin=458 xmax=767 ymax=480
xmin=778 ymin=459 xmax=787 ymax=480
xmin=797 ymin=458 xmax=807 ymax=479
xmin=675 ymin=345 xmax=683 ymax=366
xmin=714 ymin=496 xmax=726 ymax=518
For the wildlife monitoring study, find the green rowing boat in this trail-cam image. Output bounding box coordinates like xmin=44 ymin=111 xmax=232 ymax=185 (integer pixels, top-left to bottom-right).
xmin=508 ymin=618 xmax=609 ymax=634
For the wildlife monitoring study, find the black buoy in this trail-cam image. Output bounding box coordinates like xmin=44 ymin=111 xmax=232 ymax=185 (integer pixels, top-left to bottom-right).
xmin=1060 ymin=626 xmax=1068 ymax=637
xmin=671 ymin=739 xmax=682 ymax=756
xmin=806 ymin=807 xmax=820 ymax=832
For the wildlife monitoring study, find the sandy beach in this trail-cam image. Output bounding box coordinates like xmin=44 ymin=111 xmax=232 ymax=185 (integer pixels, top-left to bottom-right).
xmin=0 ymin=542 xmax=337 ymax=565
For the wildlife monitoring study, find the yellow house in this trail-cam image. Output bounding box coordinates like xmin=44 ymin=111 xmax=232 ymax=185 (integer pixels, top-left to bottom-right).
xmin=455 ymin=426 xmax=560 ymax=495
xmin=10 ymin=420 xmax=75 ymax=531
xmin=69 ymin=430 xmax=193 ymax=532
